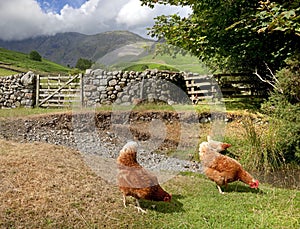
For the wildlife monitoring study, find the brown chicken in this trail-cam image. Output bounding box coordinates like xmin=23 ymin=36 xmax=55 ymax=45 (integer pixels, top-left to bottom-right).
xmin=199 ymin=136 xmax=259 ymax=194
xmin=117 ymin=141 xmax=172 ymax=213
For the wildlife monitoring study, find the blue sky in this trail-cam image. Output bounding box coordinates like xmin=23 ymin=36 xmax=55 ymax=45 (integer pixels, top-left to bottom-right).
xmin=36 ymin=0 xmax=88 ymax=13
xmin=0 ymin=0 xmax=191 ymax=41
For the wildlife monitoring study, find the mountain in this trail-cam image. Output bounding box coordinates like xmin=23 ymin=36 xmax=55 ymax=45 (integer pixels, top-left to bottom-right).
xmin=0 ymin=31 xmax=153 ymax=67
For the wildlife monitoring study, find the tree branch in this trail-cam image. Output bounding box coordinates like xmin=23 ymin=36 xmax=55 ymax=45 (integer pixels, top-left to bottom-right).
xmin=254 ymin=67 xmax=283 ymax=94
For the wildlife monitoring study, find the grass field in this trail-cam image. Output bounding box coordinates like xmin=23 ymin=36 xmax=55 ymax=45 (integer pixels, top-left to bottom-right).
xmin=0 ymin=139 xmax=299 ymax=228
xmin=0 ymin=48 xmax=70 ymax=76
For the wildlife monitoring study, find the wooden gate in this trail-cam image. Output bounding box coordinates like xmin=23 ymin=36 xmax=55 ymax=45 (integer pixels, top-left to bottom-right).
xmin=185 ymin=74 xmax=218 ymax=104
xmin=36 ymin=74 xmax=83 ymax=108
xmin=185 ymin=73 xmax=269 ymax=104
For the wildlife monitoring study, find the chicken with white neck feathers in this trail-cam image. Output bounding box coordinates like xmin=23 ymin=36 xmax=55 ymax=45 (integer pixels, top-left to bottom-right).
xmin=199 ymin=136 xmax=259 ymax=194
xmin=117 ymin=141 xmax=172 ymax=213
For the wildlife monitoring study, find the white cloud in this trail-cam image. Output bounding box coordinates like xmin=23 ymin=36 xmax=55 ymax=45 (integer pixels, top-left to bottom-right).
xmin=117 ymin=0 xmax=190 ymax=28
xmin=0 ymin=0 xmax=191 ymax=41
xmin=116 ymin=0 xmax=152 ymax=27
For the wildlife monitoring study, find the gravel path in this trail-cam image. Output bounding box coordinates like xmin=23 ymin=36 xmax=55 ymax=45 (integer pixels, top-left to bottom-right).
xmin=0 ymin=112 xmax=203 ymax=178
xmin=73 ymin=131 xmax=203 ymax=174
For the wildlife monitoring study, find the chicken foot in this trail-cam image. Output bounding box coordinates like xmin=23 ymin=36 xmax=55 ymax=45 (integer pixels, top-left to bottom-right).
xmin=122 ymin=195 xmax=147 ymax=213
xmin=135 ymin=199 xmax=147 ymax=214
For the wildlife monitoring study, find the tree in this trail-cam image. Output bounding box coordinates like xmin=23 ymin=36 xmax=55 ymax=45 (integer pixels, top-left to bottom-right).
xmin=141 ymin=0 xmax=300 ymax=166
xmin=75 ymin=58 xmax=93 ymax=70
xmin=141 ymin=0 xmax=299 ymax=74
xmin=29 ymin=50 xmax=42 ymax=61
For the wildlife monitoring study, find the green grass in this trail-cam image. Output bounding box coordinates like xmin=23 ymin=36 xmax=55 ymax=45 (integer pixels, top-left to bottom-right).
xmin=223 ymin=97 xmax=264 ymax=111
xmin=0 ymin=107 xmax=71 ymax=118
xmin=144 ymin=53 xmax=210 ymax=74
xmin=113 ymin=173 xmax=299 ymax=228
xmin=123 ymin=63 xmax=179 ymax=72
xmin=112 ymin=52 xmax=210 ymax=74
xmin=0 ymin=48 xmax=71 ymax=76
xmin=0 ymin=68 xmax=18 ymax=76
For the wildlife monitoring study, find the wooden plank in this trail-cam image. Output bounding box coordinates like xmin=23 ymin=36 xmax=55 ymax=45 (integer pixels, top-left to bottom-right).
xmin=38 ymin=98 xmax=81 ymax=102
xmin=40 ymin=75 xmax=74 ymax=80
xmin=186 ymin=82 xmax=211 ymax=87
xmin=187 ymin=90 xmax=210 ymax=94
xmin=184 ymin=75 xmax=211 ymax=80
xmin=39 ymin=82 xmax=80 ymax=87
xmin=39 ymin=88 xmax=80 ymax=93
xmin=39 ymin=103 xmax=78 ymax=108
xmin=39 ymin=93 xmax=80 ymax=98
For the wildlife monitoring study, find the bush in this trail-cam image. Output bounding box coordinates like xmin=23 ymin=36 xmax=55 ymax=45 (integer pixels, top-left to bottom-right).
xmin=29 ymin=50 xmax=42 ymax=61
xmin=240 ymin=55 xmax=300 ymax=171
xmin=141 ymin=64 xmax=149 ymax=70
xmin=75 ymin=58 xmax=93 ymax=70
xmin=260 ymin=55 xmax=300 ymax=164
xmin=241 ymin=117 xmax=286 ymax=172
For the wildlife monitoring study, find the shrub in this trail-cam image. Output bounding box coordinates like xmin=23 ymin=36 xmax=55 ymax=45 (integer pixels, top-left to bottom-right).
xmin=260 ymin=55 xmax=300 ymax=165
xmin=75 ymin=58 xmax=93 ymax=70
xmin=241 ymin=55 xmax=300 ymax=171
xmin=29 ymin=50 xmax=42 ymax=61
xmin=241 ymin=117 xmax=286 ymax=172
xmin=141 ymin=64 xmax=149 ymax=70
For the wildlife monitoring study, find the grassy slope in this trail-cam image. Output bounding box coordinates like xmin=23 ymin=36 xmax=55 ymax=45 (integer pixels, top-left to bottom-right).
xmin=113 ymin=51 xmax=210 ymax=74
xmin=0 ymin=48 xmax=70 ymax=76
xmin=0 ymin=139 xmax=298 ymax=228
xmin=142 ymin=53 xmax=210 ymax=74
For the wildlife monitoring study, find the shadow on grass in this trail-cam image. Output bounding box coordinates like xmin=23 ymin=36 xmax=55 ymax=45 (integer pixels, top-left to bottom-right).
xmin=221 ymin=183 xmax=263 ymax=194
xmin=139 ymin=194 xmax=184 ymax=213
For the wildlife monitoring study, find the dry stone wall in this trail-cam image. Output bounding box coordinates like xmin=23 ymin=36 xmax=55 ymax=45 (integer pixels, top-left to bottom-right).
xmin=0 ymin=71 xmax=36 ymax=109
xmin=83 ymin=69 xmax=190 ymax=106
xmin=0 ymin=69 xmax=204 ymax=109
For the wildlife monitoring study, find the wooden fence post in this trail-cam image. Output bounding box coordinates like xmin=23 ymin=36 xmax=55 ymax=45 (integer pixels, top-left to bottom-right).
xmin=80 ymin=73 xmax=84 ymax=107
xmin=35 ymin=74 xmax=40 ymax=107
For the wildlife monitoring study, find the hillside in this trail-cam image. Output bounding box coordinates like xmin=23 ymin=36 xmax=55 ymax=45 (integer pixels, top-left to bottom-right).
xmin=93 ymin=42 xmax=210 ymax=74
xmin=0 ymin=31 xmax=153 ymax=67
xmin=0 ymin=48 xmax=70 ymax=76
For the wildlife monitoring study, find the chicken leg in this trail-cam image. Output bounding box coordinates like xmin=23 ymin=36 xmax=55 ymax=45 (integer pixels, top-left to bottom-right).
xmin=216 ymin=185 xmax=224 ymax=194
xmin=135 ymin=199 xmax=147 ymax=214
